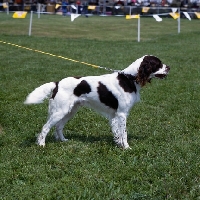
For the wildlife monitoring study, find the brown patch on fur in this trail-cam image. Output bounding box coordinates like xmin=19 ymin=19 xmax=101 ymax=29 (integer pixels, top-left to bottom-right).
xmin=136 ymin=56 xmax=162 ymax=87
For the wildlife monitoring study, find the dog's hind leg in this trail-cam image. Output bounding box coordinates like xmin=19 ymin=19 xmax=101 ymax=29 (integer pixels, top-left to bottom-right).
xmin=37 ymin=99 xmax=73 ymax=146
xmin=54 ymin=116 xmax=69 ymax=142
xmin=37 ymin=112 xmax=67 ymax=146
xmin=110 ymin=113 xmax=130 ymax=149
xmin=54 ymin=103 xmax=80 ymax=142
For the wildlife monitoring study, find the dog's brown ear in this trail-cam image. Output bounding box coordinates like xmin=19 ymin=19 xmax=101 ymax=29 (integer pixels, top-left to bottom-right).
xmin=136 ymin=56 xmax=152 ymax=86
xmin=136 ymin=56 xmax=162 ymax=87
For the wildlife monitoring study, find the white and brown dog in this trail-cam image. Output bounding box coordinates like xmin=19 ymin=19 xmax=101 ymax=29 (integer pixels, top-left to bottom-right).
xmin=24 ymin=55 xmax=170 ymax=149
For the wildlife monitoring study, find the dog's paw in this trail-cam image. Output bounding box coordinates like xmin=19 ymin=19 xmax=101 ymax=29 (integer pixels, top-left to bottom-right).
xmin=36 ymin=142 xmax=45 ymax=147
xmin=39 ymin=143 xmax=45 ymax=147
xmin=61 ymin=138 xmax=68 ymax=142
xmin=36 ymin=135 xmax=45 ymax=147
xmin=124 ymin=145 xmax=132 ymax=150
xmin=54 ymin=132 xmax=68 ymax=142
xmin=37 ymin=140 xmax=45 ymax=147
xmin=114 ymin=137 xmax=130 ymax=149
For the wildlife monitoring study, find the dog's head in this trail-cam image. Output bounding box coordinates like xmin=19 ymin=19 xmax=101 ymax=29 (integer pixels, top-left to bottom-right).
xmin=136 ymin=55 xmax=170 ymax=87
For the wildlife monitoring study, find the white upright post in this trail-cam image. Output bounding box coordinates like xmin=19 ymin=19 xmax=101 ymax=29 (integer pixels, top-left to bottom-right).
xmin=178 ymin=7 xmax=180 ymax=33
xmin=138 ymin=15 xmax=140 ymax=42
xmin=29 ymin=11 xmax=33 ymax=36
xmin=7 ymin=2 xmax=9 ymax=15
xmin=38 ymin=3 xmax=41 ymax=18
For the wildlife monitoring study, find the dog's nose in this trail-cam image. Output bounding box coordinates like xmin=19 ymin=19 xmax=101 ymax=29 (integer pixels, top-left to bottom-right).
xmin=166 ymin=66 xmax=170 ymax=71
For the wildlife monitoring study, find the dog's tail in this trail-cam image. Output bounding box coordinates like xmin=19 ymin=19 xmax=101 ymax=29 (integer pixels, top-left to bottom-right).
xmin=24 ymin=82 xmax=56 ymax=104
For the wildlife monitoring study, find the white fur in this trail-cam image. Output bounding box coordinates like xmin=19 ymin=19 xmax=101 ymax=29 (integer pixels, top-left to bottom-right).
xmin=24 ymin=56 xmax=170 ymax=149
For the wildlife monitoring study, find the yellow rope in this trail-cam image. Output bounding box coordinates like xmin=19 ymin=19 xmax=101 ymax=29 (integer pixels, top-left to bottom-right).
xmin=0 ymin=40 xmax=101 ymax=69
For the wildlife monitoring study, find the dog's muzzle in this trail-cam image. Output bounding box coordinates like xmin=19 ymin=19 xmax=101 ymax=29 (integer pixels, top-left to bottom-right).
xmin=155 ymin=66 xmax=170 ymax=79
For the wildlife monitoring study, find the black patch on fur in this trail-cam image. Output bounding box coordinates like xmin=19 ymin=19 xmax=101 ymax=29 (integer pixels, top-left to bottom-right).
xmin=51 ymin=81 xmax=59 ymax=99
xmin=97 ymin=82 xmax=118 ymax=110
xmin=74 ymin=77 xmax=82 ymax=79
xmin=74 ymin=80 xmax=91 ymax=97
xmin=117 ymin=73 xmax=137 ymax=93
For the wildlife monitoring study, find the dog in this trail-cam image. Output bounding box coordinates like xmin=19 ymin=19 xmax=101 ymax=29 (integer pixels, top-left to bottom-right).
xmin=24 ymin=55 xmax=170 ymax=149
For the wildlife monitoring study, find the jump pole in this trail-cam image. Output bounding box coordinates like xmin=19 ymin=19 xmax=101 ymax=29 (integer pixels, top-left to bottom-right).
xmin=29 ymin=11 xmax=33 ymax=36
xmin=137 ymin=14 xmax=140 ymax=42
xmin=178 ymin=8 xmax=180 ymax=33
xmin=38 ymin=3 xmax=41 ymax=18
xmin=7 ymin=2 xmax=9 ymax=15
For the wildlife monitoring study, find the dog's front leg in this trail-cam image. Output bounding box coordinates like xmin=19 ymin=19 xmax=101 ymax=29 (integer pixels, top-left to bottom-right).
xmin=111 ymin=114 xmax=130 ymax=149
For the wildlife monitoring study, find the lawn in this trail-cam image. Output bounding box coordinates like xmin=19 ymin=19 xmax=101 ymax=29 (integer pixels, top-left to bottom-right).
xmin=0 ymin=12 xmax=200 ymax=199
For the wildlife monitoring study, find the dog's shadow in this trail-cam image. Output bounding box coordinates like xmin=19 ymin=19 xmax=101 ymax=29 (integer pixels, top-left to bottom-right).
xmin=59 ymin=130 xmax=115 ymax=147
xmin=20 ymin=133 xmax=113 ymax=148
xmin=20 ymin=130 xmax=147 ymax=148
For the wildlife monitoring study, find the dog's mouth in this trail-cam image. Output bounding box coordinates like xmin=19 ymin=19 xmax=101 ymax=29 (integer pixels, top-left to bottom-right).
xmin=155 ymin=74 xmax=167 ymax=79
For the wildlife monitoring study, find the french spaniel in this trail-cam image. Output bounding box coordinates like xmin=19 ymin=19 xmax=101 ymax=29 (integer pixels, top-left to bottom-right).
xmin=24 ymin=55 xmax=170 ymax=149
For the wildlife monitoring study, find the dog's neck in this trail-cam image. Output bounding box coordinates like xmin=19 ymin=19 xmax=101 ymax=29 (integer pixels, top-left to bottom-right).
xmin=121 ymin=57 xmax=144 ymax=76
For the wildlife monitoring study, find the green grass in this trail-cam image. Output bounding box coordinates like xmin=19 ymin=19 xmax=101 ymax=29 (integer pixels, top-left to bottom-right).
xmin=0 ymin=12 xmax=200 ymax=199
